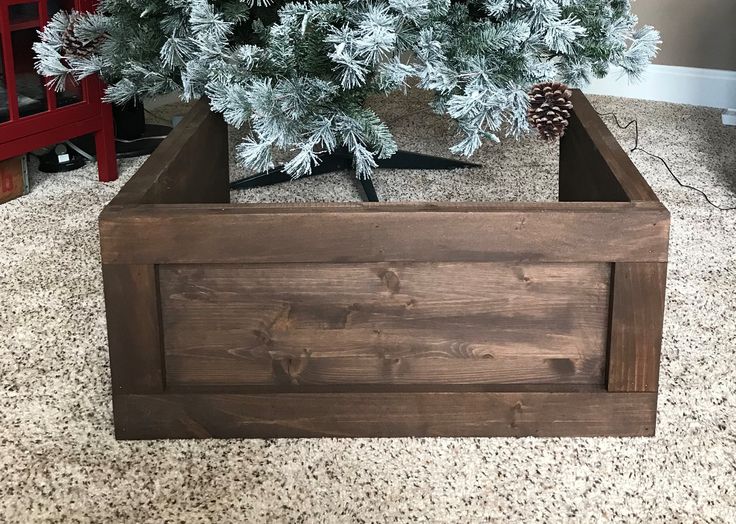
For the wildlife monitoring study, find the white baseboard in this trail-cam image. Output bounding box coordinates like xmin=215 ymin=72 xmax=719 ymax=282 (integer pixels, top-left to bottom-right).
xmin=584 ymin=65 xmax=736 ymax=110
xmin=722 ymin=109 xmax=736 ymax=126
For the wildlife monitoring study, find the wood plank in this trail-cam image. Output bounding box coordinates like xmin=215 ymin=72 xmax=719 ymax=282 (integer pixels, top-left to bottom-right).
xmin=109 ymin=98 xmax=229 ymax=206
xmin=560 ymin=90 xmax=659 ymax=203
xmin=102 ymin=264 xmax=165 ymax=393
xmin=163 ymin=382 xmax=606 ymax=394
xmin=560 ymin=116 xmax=628 ymax=202
xmin=165 ymin=355 xmax=607 ymax=387
xmin=607 ymin=262 xmax=668 ymax=392
xmin=159 ymin=262 xmax=610 ymax=387
xmin=105 ymin=201 xmax=651 ymax=213
xmin=112 ymin=391 xmax=658 ymax=439
xmin=99 ymin=202 xmax=670 ymax=264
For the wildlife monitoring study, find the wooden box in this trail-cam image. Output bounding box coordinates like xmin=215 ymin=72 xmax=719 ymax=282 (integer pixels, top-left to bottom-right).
xmin=100 ymin=91 xmax=669 ymax=439
xmin=0 ymin=156 xmax=29 ymax=204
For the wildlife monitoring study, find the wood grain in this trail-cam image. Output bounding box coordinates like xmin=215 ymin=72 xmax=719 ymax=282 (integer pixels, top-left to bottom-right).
xmin=109 ymin=98 xmax=229 ymax=206
xmin=99 ymin=202 xmax=670 ymax=264
xmin=607 ymin=262 xmax=667 ymax=392
xmin=560 ymin=90 xmax=659 ymax=203
xmin=97 ymin=91 xmax=668 ymax=439
xmin=102 ymin=264 xmax=165 ymax=393
xmin=113 ymin=391 xmax=658 ymax=439
xmin=159 ymin=262 xmax=610 ymax=387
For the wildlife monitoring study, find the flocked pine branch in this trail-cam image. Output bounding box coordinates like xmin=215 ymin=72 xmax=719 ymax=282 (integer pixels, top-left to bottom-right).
xmin=35 ymin=0 xmax=659 ymax=179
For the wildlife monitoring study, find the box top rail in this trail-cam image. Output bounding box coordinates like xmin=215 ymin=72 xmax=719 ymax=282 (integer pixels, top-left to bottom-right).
xmin=100 ymin=200 xmax=669 ymax=265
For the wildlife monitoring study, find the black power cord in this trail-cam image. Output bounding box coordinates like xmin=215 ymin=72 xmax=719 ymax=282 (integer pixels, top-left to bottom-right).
xmin=596 ymin=111 xmax=736 ymax=211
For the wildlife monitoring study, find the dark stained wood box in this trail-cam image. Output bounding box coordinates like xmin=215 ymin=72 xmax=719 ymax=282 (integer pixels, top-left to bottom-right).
xmin=100 ymin=91 xmax=669 ymax=439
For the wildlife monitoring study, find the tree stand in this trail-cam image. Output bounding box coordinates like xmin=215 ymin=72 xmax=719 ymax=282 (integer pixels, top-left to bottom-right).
xmin=230 ymin=148 xmax=481 ymax=202
xmin=72 ymin=99 xmax=172 ymax=160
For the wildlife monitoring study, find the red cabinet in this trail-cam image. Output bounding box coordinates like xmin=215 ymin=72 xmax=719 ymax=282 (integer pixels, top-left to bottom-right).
xmin=0 ymin=0 xmax=116 ymax=181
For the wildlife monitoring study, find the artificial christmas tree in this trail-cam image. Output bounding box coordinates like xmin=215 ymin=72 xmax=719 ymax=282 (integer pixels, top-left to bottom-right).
xmin=35 ymin=0 xmax=659 ymax=181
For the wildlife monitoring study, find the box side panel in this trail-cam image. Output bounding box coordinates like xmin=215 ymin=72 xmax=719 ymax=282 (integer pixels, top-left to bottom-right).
xmin=560 ymin=90 xmax=660 ymax=203
xmin=107 ymin=98 xmax=229 ymax=206
xmin=159 ymin=262 xmax=611 ymax=387
xmin=560 ymin=112 xmax=629 ymax=202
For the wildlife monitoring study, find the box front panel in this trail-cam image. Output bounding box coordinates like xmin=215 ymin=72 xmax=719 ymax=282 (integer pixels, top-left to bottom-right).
xmin=159 ymin=262 xmax=611 ymax=387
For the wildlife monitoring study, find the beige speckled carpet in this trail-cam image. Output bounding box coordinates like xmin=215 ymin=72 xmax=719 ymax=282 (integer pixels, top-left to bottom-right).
xmin=1 ymin=92 xmax=735 ymax=522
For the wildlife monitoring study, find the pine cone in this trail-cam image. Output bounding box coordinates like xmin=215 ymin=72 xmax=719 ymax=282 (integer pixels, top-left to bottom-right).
xmin=527 ymin=82 xmax=574 ymax=141
xmin=61 ymin=14 xmax=103 ymax=59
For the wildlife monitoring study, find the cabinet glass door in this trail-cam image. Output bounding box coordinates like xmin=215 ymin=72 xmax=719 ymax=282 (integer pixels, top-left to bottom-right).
xmin=0 ymin=40 xmax=7 ymax=123
xmin=0 ymin=0 xmax=83 ymax=123
xmin=9 ymin=2 xmax=48 ymax=117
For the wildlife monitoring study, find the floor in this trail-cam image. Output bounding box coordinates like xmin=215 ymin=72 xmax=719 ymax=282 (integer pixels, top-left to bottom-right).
xmin=1 ymin=93 xmax=735 ymax=522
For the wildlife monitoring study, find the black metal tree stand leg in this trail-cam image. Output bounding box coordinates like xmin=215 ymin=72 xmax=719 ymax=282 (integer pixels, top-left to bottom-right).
xmin=230 ymin=148 xmax=481 ymax=202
